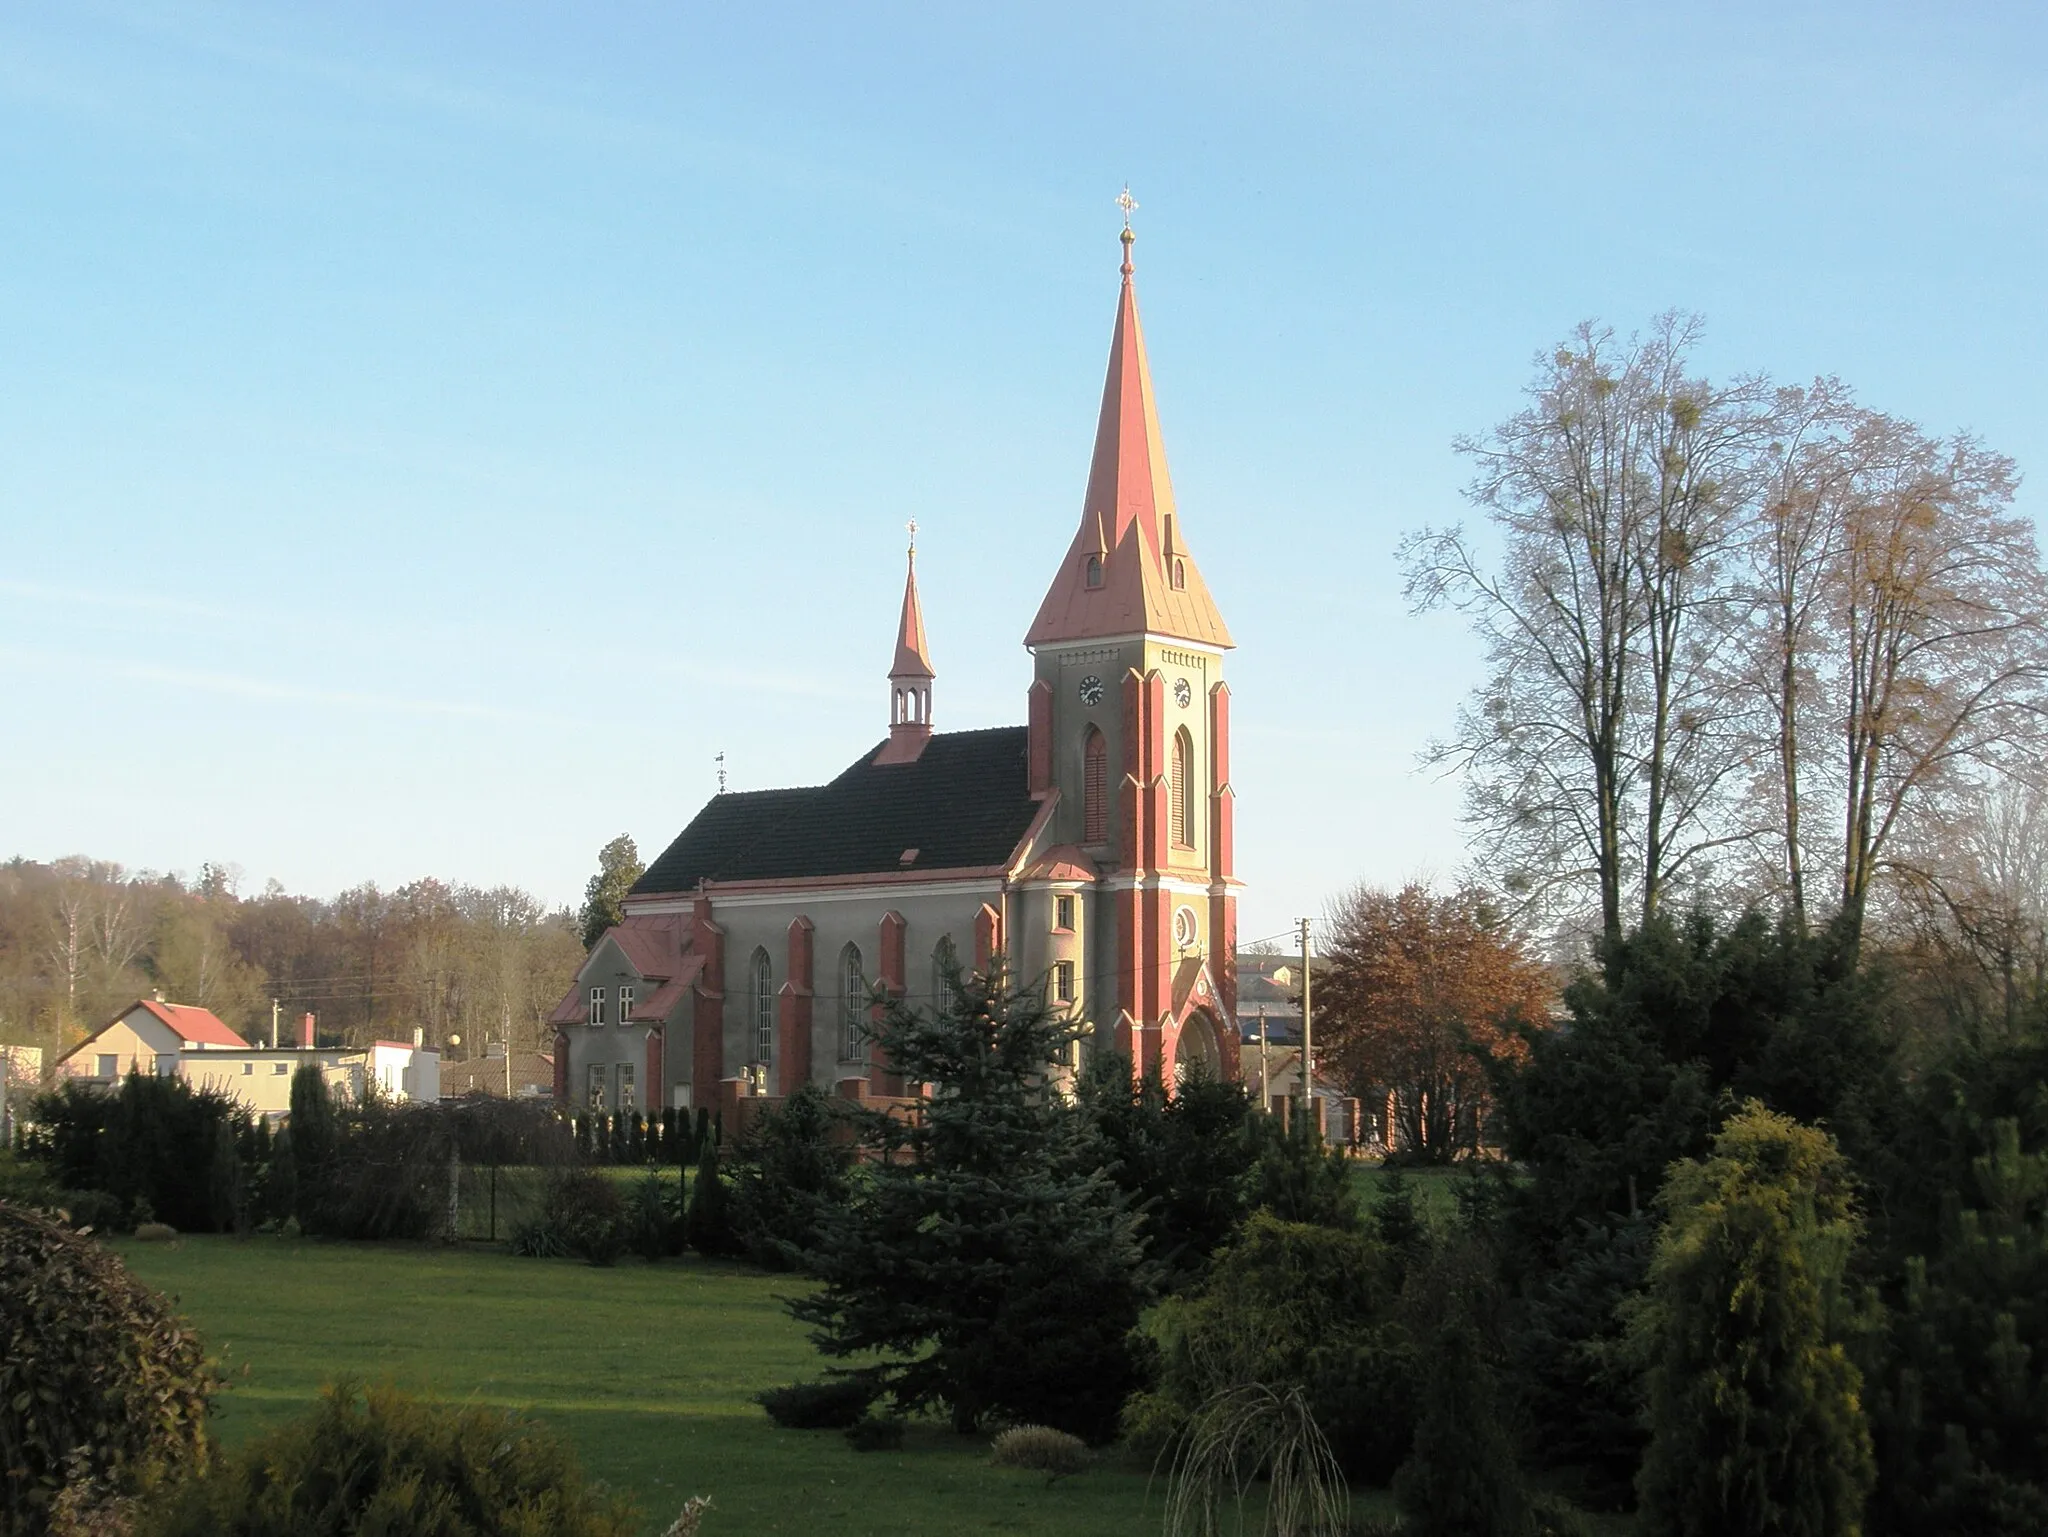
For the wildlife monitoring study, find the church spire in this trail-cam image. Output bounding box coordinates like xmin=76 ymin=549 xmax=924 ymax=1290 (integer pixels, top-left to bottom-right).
xmin=1024 ymin=210 xmax=1233 ymax=651
xmin=877 ymin=524 xmax=935 ymax=764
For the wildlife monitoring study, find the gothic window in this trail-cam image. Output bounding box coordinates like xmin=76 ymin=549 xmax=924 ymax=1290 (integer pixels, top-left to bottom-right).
xmin=1172 ymin=557 xmax=1187 ymax=591
xmin=1085 ymin=554 xmax=1103 ymax=588
xmin=588 ymin=985 xmax=606 ymax=1026
xmin=751 ymin=948 xmax=774 ymax=1066
xmin=1083 ymin=728 xmax=1107 ymax=843
xmin=840 ymin=944 xmax=868 ymax=1064
xmin=933 ymin=938 xmax=959 ymax=1015
xmin=1171 ymin=728 xmax=1195 ymax=848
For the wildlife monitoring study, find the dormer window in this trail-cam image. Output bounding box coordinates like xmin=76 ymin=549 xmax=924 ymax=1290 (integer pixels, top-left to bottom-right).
xmin=1085 ymin=554 xmax=1103 ymax=589
xmin=1171 ymin=557 xmax=1187 ymax=591
xmin=588 ymin=986 xmax=606 ymax=1026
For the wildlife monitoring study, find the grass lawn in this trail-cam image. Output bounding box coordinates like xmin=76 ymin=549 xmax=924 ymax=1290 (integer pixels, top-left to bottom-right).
xmin=116 ymin=1235 xmax=1236 ymax=1537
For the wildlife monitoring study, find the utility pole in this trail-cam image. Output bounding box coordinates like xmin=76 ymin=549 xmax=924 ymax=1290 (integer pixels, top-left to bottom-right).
xmin=1298 ymin=917 xmax=1315 ymax=1140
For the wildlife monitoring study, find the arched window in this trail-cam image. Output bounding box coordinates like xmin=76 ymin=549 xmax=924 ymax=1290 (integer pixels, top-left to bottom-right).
xmin=1084 ymin=553 xmax=1103 ymax=588
xmin=1083 ymin=727 xmax=1108 ymax=843
xmin=1171 ymin=556 xmax=1187 ymax=591
xmin=932 ymin=938 xmax=959 ymax=1016
xmin=840 ymin=944 xmax=868 ymax=1064
xmin=1171 ymin=728 xmax=1195 ymax=848
xmin=751 ymin=948 xmax=774 ymax=1066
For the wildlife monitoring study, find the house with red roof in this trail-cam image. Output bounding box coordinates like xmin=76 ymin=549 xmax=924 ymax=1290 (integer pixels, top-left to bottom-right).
xmin=56 ymin=996 xmax=251 ymax=1084
xmin=551 ymin=222 xmax=1245 ymax=1114
xmin=54 ymin=998 xmax=439 ymax=1115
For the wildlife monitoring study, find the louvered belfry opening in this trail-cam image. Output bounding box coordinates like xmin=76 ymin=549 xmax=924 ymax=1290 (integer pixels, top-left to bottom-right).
xmin=1083 ymin=728 xmax=1108 ymax=842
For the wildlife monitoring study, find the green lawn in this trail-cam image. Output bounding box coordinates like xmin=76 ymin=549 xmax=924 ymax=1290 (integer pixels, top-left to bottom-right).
xmin=116 ymin=1236 xmax=1194 ymax=1537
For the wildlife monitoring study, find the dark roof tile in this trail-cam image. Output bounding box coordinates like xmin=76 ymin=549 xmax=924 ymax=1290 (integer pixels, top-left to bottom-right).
xmin=633 ymin=727 xmax=1035 ymax=893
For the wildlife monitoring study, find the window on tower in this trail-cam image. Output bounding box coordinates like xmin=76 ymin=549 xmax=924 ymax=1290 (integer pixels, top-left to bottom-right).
xmin=1055 ymin=894 xmax=1076 ymax=932
xmin=1172 ymin=557 xmax=1187 ymax=591
xmin=1082 ymin=728 xmax=1108 ymax=843
xmin=1171 ymin=728 xmax=1195 ymax=848
xmin=1054 ymin=960 xmax=1076 ymax=1004
xmin=1085 ymin=554 xmax=1103 ymax=588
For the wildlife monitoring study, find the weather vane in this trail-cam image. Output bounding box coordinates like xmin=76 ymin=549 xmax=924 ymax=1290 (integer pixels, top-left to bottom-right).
xmin=907 ymin=517 xmax=918 ymax=557
xmin=1116 ymin=185 xmax=1138 ymax=229
xmin=715 ymin=750 xmax=726 ymax=795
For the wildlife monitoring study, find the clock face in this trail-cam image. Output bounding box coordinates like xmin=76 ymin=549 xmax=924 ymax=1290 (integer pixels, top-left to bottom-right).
xmin=1078 ymin=675 xmax=1104 ymax=707
xmin=1174 ymin=678 xmax=1192 ymax=708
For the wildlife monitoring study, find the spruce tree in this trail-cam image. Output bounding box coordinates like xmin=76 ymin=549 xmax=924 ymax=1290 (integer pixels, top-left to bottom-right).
xmin=686 ymin=1134 xmax=741 ymax=1257
xmin=788 ymin=959 xmax=1148 ymax=1443
xmin=1637 ymin=1102 xmax=1874 ymax=1537
xmin=287 ymin=1063 xmax=335 ymax=1233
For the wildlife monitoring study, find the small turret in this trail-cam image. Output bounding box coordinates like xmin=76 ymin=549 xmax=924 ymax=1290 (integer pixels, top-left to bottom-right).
xmin=877 ymin=526 xmax=935 ymax=765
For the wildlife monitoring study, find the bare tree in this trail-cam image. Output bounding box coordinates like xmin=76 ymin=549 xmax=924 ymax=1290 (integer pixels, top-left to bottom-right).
xmin=1821 ymin=420 xmax=2046 ymax=948
xmin=1403 ymin=315 xmax=1774 ymax=945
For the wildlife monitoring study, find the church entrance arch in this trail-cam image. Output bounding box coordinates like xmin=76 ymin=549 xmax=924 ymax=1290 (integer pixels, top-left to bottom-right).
xmin=1175 ymin=1007 xmax=1222 ymax=1086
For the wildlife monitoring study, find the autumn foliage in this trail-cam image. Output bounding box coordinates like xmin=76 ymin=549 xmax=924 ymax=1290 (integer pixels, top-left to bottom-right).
xmin=1318 ymin=883 xmax=1552 ymax=1160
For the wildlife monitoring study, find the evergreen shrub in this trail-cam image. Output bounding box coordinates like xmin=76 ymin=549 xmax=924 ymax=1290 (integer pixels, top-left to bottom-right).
xmin=0 ymin=1203 xmax=215 ymax=1536
xmin=135 ymin=1382 xmax=637 ymax=1537
xmin=756 ymin=1377 xmax=877 ymax=1429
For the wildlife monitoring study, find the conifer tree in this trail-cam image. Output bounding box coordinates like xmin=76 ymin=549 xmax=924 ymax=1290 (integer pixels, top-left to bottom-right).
xmin=1637 ymin=1102 xmax=1874 ymax=1537
xmin=288 ymin=1063 xmax=335 ymax=1233
xmin=685 ymin=1133 xmax=740 ymax=1257
xmin=788 ymin=959 xmax=1148 ymax=1443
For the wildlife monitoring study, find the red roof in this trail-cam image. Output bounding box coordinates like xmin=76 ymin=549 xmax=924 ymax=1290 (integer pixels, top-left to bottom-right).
xmin=1024 ymin=229 xmax=1232 ymax=652
xmin=134 ymin=998 xmax=249 ymax=1048
xmin=892 ymin=548 xmax=935 ymax=680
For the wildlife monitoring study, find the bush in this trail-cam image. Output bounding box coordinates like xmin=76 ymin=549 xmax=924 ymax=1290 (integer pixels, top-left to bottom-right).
xmin=1126 ymin=1211 xmax=1411 ymax=1483
xmin=989 ymin=1424 xmax=1091 ymax=1475
xmin=25 ymin=1075 xmax=253 ymax=1234
xmin=135 ymin=1381 xmax=637 ymax=1536
xmin=756 ymin=1377 xmax=878 ymax=1429
xmin=0 ymin=1202 xmax=216 ymax=1536
xmin=844 ymin=1415 xmax=906 ymax=1453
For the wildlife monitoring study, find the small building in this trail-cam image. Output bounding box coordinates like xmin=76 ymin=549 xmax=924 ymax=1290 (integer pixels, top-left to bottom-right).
xmin=55 ymin=1000 xmax=439 ymax=1116
xmin=56 ymin=997 xmax=250 ymax=1080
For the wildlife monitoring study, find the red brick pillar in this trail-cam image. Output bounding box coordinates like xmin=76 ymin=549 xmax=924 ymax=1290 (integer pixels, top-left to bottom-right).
xmin=778 ymin=916 xmax=815 ymax=1096
xmin=872 ymin=911 xmax=907 ymax=1097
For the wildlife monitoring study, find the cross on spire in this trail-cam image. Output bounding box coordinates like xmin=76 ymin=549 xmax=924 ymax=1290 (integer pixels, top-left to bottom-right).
xmin=1116 ymin=185 xmax=1138 ymax=228
xmin=907 ymin=517 xmax=918 ymax=560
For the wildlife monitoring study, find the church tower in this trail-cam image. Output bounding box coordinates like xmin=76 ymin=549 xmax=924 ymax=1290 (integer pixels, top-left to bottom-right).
xmin=1024 ymin=218 xmax=1239 ymax=1085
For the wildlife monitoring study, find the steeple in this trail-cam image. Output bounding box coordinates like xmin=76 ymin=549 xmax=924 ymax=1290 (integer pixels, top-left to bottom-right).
xmin=877 ymin=526 xmax=935 ymax=764
xmin=1024 ymin=219 xmax=1233 ymax=651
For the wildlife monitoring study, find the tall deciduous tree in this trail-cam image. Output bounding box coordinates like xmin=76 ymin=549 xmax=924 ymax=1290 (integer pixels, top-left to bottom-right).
xmin=579 ymin=835 xmax=644 ymax=950
xmin=1403 ymin=315 xmax=1774 ymax=945
xmin=1636 ymin=1102 xmax=1875 ymax=1537
xmin=1318 ymin=882 xmax=1552 ymax=1161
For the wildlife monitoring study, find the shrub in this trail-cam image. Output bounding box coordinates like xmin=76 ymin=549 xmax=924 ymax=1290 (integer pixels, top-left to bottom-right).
xmin=133 ymin=1222 xmax=178 ymax=1243
xmin=25 ymin=1075 xmax=253 ymax=1234
xmin=756 ymin=1377 xmax=878 ymax=1429
xmin=0 ymin=1203 xmax=215 ymax=1536
xmin=1128 ymin=1211 xmax=1411 ymax=1483
xmin=844 ymin=1415 xmax=906 ymax=1453
xmin=135 ymin=1381 xmax=637 ymax=1536
xmin=627 ymin=1170 xmax=682 ymax=1260
xmin=989 ymin=1424 xmax=1091 ymax=1476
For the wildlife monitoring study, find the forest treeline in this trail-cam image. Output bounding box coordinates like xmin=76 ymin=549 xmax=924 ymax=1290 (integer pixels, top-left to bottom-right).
xmin=0 ymin=856 xmax=584 ymax=1060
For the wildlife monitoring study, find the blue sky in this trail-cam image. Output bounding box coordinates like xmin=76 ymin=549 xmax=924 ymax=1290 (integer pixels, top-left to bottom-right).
xmin=2 ymin=1 xmax=2043 ymax=943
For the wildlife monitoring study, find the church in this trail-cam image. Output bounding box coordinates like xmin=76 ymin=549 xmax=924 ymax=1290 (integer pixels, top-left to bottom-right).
xmin=550 ymin=222 xmax=1243 ymax=1114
